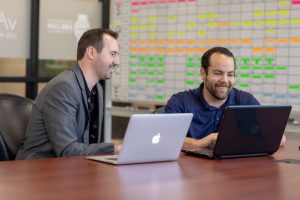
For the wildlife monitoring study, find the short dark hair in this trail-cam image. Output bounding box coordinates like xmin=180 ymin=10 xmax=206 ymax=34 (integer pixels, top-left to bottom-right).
xmin=77 ymin=28 xmax=118 ymax=60
xmin=201 ymin=47 xmax=236 ymax=74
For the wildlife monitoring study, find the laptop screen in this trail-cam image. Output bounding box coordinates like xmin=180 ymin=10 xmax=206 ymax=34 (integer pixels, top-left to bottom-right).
xmin=214 ymin=105 xmax=292 ymax=157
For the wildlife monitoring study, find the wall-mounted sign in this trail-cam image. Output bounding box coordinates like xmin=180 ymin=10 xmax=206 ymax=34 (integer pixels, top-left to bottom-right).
xmin=0 ymin=0 xmax=30 ymax=58
xmin=39 ymin=0 xmax=102 ymax=60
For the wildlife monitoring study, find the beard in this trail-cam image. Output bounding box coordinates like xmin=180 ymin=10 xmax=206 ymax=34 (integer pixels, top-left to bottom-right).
xmin=205 ymin=81 xmax=232 ymax=100
xmin=104 ymin=65 xmax=116 ymax=80
xmin=104 ymin=70 xmax=113 ymax=79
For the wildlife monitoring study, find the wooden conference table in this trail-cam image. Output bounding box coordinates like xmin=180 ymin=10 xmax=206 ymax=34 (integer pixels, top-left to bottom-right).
xmin=0 ymin=140 xmax=299 ymax=200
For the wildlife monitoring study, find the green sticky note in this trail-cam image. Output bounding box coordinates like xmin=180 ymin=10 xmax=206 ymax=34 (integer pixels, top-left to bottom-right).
xmin=253 ymin=66 xmax=262 ymax=70
xmin=185 ymin=80 xmax=194 ymax=86
xmin=129 ymin=64 xmax=137 ymax=67
xmin=288 ymin=85 xmax=300 ymax=90
xmin=147 ymin=63 xmax=155 ymax=67
xmin=277 ymin=66 xmax=287 ymax=70
xmin=265 ymin=57 xmax=274 ymax=65
xmin=155 ymin=96 xmax=165 ymax=101
xmin=129 ymin=78 xmax=137 ymax=83
xmin=130 ymin=71 xmax=137 ymax=75
xmin=265 ymin=74 xmax=275 ymax=79
xmin=239 ymin=83 xmax=250 ymax=88
xmin=240 ymin=66 xmax=250 ymax=70
xmin=147 ymin=80 xmax=154 ymax=84
xmin=252 ymin=74 xmax=262 ymax=79
xmin=240 ymin=57 xmax=250 ymax=64
xmin=240 ymin=74 xmax=250 ymax=78
xmin=186 ymin=64 xmax=195 ymax=68
xmin=157 ymin=80 xmax=165 ymax=84
xmin=265 ymin=66 xmax=274 ymax=70
xmin=185 ymin=72 xmax=194 ymax=76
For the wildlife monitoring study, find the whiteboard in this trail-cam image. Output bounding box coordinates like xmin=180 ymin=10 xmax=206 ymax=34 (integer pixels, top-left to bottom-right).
xmin=110 ymin=0 xmax=300 ymax=111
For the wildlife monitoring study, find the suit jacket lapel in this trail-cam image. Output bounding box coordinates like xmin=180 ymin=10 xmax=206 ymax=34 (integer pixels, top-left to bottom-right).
xmin=73 ymin=64 xmax=89 ymax=113
xmin=96 ymin=83 xmax=104 ymax=143
xmin=73 ymin=64 xmax=89 ymax=143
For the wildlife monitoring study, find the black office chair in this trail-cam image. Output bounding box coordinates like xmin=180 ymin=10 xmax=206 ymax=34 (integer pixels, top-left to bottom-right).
xmin=153 ymin=106 xmax=165 ymax=114
xmin=0 ymin=93 xmax=33 ymax=161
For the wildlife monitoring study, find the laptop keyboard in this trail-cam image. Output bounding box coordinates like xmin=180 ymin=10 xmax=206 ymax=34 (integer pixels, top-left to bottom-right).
xmin=105 ymin=155 xmax=119 ymax=161
xmin=193 ymin=149 xmax=213 ymax=155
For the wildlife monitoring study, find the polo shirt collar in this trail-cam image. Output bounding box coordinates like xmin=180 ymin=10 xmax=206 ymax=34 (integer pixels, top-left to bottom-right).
xmin=196 ymin=83 xmax=236 ymax=110
xmin=79 ymin=68 xmax=97 ymax=98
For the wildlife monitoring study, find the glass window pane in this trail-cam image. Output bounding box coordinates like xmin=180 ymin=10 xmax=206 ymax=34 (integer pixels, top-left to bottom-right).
xmin=0 ymin=58 xmax=26 ymax=77
xmin=38 ymin=83 xmax=47 ymax=93
xmin=0 ymin=83 xmax=25 ymax=96
xmin=39 ymin=0 xmax=102 ymax=77
xmin=0 ymin=0 xmax=30 ymax=58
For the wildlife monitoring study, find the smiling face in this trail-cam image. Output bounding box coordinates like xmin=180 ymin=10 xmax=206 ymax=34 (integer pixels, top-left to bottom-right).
xmin=92 ymin=34 xmax=120 ymax=80
xmin=201 ymin=52 xmax=235 ymax=105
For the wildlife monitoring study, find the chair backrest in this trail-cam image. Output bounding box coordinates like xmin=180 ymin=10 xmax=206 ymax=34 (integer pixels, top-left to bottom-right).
xmin=0 ymin=93 xmax=33 ymax=161
xmin=153 ymin=106 xmax=165 ymax=114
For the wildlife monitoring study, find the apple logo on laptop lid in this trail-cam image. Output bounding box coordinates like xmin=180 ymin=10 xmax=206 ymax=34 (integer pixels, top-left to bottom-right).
xmin=152 ymin=133 xmax=161 ymax=144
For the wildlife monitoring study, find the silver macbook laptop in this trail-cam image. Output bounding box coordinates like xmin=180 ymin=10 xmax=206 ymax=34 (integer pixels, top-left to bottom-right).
xmin=87 ymin=113 xmax=193 ymax=165
xmin=183 ymin=105 xmax=291 ymax=159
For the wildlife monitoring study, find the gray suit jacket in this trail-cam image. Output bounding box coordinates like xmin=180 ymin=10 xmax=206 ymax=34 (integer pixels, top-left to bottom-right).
xmin=16 ymin=65 xmax=113 ymax=160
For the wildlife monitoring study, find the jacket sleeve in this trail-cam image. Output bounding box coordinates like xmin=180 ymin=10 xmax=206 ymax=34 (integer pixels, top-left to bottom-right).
xmin=42 ymin=81 xmax=113 ymax=157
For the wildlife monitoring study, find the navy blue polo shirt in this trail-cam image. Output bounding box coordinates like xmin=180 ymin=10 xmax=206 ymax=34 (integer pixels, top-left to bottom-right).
xmin=165 ymin=83 xmax=260 ymax=139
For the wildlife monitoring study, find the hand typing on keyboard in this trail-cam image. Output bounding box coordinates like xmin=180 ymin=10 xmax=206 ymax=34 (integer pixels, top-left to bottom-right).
xmin=114 ymin=144 xmax=122 ymax=154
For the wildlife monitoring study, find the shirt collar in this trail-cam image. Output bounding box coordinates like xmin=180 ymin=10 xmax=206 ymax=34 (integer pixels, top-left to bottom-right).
xmin=79 ymin=68 xmax=97 ymax=98
xmin=196 ymin=83 xmax=236 ymax=110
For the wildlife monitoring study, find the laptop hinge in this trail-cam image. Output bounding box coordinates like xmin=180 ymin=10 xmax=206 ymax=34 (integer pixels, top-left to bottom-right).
xmin=218 ymin=152 xmax=271 ymax=159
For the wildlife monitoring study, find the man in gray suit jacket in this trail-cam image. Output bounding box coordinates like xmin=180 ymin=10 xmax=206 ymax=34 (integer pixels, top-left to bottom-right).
xmin=16 ymin=28 xmax=120 ymax=159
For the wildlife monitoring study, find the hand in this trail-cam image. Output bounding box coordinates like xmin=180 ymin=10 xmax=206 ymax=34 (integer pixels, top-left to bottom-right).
xmin=279 ymin=134 xmax=286 ymax=147
xmin=114 ymin=144 xmax=122 ymax=154
xmin=182 ymin=133 xmax=218 ymax=149
xmin=183 ymin=133 xmax=219 ymax=149
xmin=203 ymin=133 xmax=218 ymax=149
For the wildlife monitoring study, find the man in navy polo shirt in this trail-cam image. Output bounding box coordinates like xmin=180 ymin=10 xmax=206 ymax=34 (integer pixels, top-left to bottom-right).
xmin=165 ymin=47 xmax=286 ymax=149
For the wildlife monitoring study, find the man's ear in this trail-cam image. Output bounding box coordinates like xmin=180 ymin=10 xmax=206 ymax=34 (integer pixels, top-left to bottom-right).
xmin=85 ymin=46 xmax=95 ymax=60
xmin=200 ymin=67 xmax=206 ymax=81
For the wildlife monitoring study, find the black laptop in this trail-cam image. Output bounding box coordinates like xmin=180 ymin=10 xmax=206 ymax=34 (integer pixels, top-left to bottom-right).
xmin=183 ymin=105 xmax=292 ymax=159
